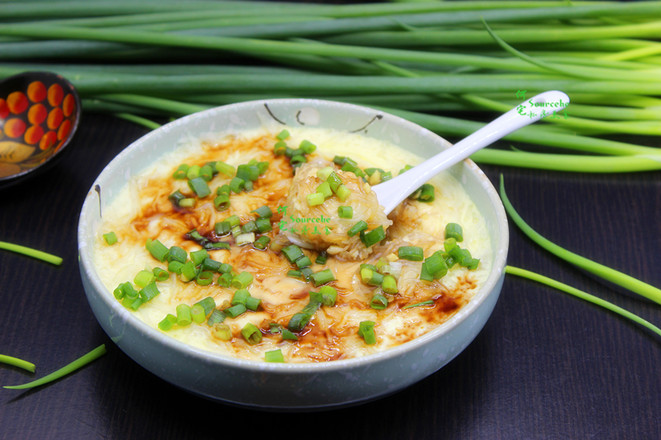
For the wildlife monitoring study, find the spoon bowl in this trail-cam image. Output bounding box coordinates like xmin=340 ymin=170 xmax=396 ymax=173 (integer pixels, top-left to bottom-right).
xmin=0 ymin=71 xmax=81 ymax=189
xmin=372 ymin=90 xmax=570 ymax=214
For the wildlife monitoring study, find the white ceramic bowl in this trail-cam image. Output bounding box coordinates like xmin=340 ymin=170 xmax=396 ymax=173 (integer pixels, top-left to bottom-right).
xmin=78 ymin=99 xmax=508 ymax=410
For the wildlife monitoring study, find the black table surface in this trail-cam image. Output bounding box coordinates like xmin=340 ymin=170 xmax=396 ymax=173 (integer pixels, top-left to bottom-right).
xmin=1 ymin=111 xmax=659 ymax=439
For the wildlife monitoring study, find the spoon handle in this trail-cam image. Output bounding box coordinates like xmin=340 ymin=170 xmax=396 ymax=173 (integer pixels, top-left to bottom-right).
xmin=374 ymin=90 xmax=570 ymax=214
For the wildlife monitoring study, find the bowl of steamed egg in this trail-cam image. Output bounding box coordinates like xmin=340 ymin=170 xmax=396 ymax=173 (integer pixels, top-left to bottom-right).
xmin=78 ymin=99 xmax=508 ymax=410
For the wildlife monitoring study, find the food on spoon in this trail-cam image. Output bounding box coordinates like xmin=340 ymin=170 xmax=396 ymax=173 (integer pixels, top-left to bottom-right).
xmin=93 ymin=127 xmax=491 ymax=363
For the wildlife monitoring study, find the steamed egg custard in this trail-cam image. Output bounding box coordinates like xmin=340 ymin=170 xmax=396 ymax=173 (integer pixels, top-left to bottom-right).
xmin=93 ymin=127 xmax=492 ymax=363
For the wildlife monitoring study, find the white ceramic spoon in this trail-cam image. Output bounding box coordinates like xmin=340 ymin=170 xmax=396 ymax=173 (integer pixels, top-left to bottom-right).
xmin=372 ymin=90 xmax=569 ymax=215
xmin=286 ymin=90 xmax=569 ymax=248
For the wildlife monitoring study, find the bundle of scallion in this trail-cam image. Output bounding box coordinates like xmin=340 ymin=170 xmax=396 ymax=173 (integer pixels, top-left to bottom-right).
xmin=1 ymin=0 xmax=660 ymax=172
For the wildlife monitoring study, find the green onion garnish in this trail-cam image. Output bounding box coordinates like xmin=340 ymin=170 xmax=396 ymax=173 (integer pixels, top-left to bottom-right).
xmin=370 ymin=292 xmax=388 ymax=310
xmin=362 ymin=225 xmax=386 ymax=247
xmin=103 ymin=232 xmax=118 ymax=245
xmin=335 ymin=184 xmax=351 ymax=202
xmin=253 ymin=235 xmax=271 ymax=250
xmin=214 ymin=193 xmax=230 ymax=211
xmin=145 ymin=238 xmax=169 ymax=262
xmin=310 ymin=268 xmax=335 ymax=286
xmin=417 ymin=183 xmax=435 ymax=202
xmin=338 ymin=206 xmax=353 ymax=219
xmin=191 ymin=304 xmax=206 ymax=323
xmin=0 ymin=354 xmax=35 ymax=373
xmin=215 ymin=161 xmax=235 ymax=177
xmin=176 ymin=304 xmax=192 ymax=326
xmin=306 ymin=192 xmax=325 ymax=206
xmin=134 ymin=269 xmax=155 ymax=288
xmin=229 ymin=176 xmax=245 ymax=193
xmin=231 ymin=271 xmax=253 ymax=289
xmin=398 ymin=246 xmax=424 ymax=261
xmin=158 ymin=313 xmax=177 ymax=331
xmin=0 ymin=241 xmax=63 ymax=266
xmin=224 ymin=303 xmax=247 ymax=318
xmin=282 ymin=244 xmax=304 ymax=263
xmin=231 ymin=288 xmax=250 ymax=306
xmin=252 ymin=205 xmax=273 ymax=218
xmin=241 ymin=323 xmax=263 ymax=345
xmin=358 ymin=321 xmax=377 ymax=345
xmin=3 ymin=345 xmax=106 ymax=390
xmin=276 ymin=129 xmax=290 ymax=140
xmin=212 ymin=324 xmax=232 ymax=341
xmin=348 ymin=220 xmax=368 ymax=237
xmin=299 ymin=139 xmax=316 ymax=154
xmin=381 ymin=275 xmax=398 ymax=294
xmin=195 ymin=297 xmax=216 ymax=316
xmin=188 ymin=176 xmax=211 ymax=198
xmin=265 ymin=349 xmax=285 ymax=363
xmin=402 ymin=300 xmax=435 ymax=309
xmin=172 ymin=164 xmax=189 ymax=179
xmin=319 ymin=285 xmax=338 ymax=306
xmin=444 ymin=223 xmax=464 ymax=242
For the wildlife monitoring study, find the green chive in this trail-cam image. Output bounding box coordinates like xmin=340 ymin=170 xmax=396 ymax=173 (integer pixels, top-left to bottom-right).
xmin=335 ymin=184 xmax=351 ymax=202
xmin=152 ymin=267 xmax=170 ymax=281
xmin=172 ymin=164 xmax=189 ymax=179
xmin=176 ymin=304 xmax=192 ymax=326
xmin=358 ymin=321 xmax=377 ymax=345
xmin=215 ymin=161 xmax=235 ymax=177
xmin=319 ymin=285 xmax=338 ymax=306
xmin=252 ymin=205 xmax=273 ymax=218
xmin=196 ymin=271 xmax=215 ymax=286
xmin=362 ymin=225 xmax=386 ymax=247
xmin=188 ymin=176 xmax=211 ymax=198
xmin=103 ymin=232 xmax=118 ymax=245
xmin=190 ymin=248 xmax=209 ymax=266
xmin=445 ymin=223 xmax=464 ymax=242
xmin=265 ymin=349 xmax=285 ymax=363
xmin=241 ymin=323 xmax=263 ymax=345
xmin=282 ymin=244 xmax=304 ymax=263
xmin=276 ymin=129 xmax=290 ymax=140
xmin=229 ymin=176 xmax=245 ymax=193
xmin=398 ymin=246 xmax=424 ymax=261
xmin=307 ymin=192 xmax=325 ymax=206
xmin=158 ymin=313 xmax=177 ymax=331
xmin=212 ymin=324 xmax=232 ymax=341
xmin=207 ymin=309 xmax=226 ymax=326
xmin=195 ymin=297 xmax=216 ymax=316
xmin=231 ymin=271 xmax=253 ymax=289
xmin=382 ymin=275 xmax=398 ymax=294
xmin=253 ymin=235 xmax=271 ymax=250
xmin=224 ymin=303 xmax=247 ymax=318
xmin=310 ymin=268 xmax=335 ymax=286
xmin=299 ymin=139 xmax=317 ymax=154
xmin=191 ymin=304 xmax=206 ymax=323
xmin=245 ymin=296 xmax=261 ymax=311
xmin=338 ymin=206 xmax=353 ymax=219
xmin=232 ymin=288 xmax=250 ymax=305
xmin=403 ymin=300 xmax=435 ymax=309
xmin=214 ymin=193 xmax=230 ymax=211
xmin=145 ymin=238 xmax=169 ymax=262
xmin=370 ymin=292 xmax=388 ymax=310
xmin=348 ymin=220 xmax=368 ymax=237
xmin=134 ymin=269 xmax=155 ymax=288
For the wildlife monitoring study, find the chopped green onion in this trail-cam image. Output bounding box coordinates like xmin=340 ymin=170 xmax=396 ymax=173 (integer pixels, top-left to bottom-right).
xmin=360 ymin=267 xmax=383 ymax=286
xmin=145 ymin=238 xmax=169 ymax=262
xmin=295 ymin=255 xmax=312 ymax=269
xmin=229 ymin=176 xmax=245 ymax=193
xmin=290 ymin=154 xmax=307 ymax=166
xmin=214 ymin=220 xmax=231 ymax=236
xmin=242 ymin=220 xmax=258 ymax=234
xmin=232 ymin=289 xmax=250 ymax=306
xmin=158 ymin=313 xmax=177 ymax=331
xmin=166 ymin=260 xmax=183 ymax=275
xmin=246 ymin=296 xmax=261 ymax=311
xmin=445 ymin=223 xmax=464 ymax=242
xmin=306 ymin=192 xmax=325 ymax=206
xmin=252 ymin=205 xmax=273 ymax=218
xmin=196 ymin=271 xmax=215 ymax=286
xmin=139 ymin=282 xmax=160 ymax=303
xmin=338 ymin=206 xmax=353 ymax=219
xmin=299 ymin=139 xmax=317 ymax=154
xmin=358 ymin=321 xmax=377 ymax=345
xmin=168 ymin=190 xmax=185 ymax=207
xmin=348 ymin=220 xmax=368 ymax=237
xmin=207 ymin=309 xmax=226 ymax=326
xmin=253 ymin=235 xmax=271 ymax=250
xmin=190 ymin=248 xmax=209 ymax=266
xmin=362 ymin=226 xmax=386 ymax=247
xmin=274 ymin=141 xmax=288 ymax=155
xmin=188 ymin=176 xmax=211 ymax=198
xmin=214 ymin=193 xmax=230 ymax=211
xmin=236 ymin=232 xmax=256 ymax=246
xmin=199 ymin=164 xmax=214 ymax=182
xmin=276 ymin=129 xmax=290 ymax=140
xmin=3 ymin=345 xmax=106 ymax=390
xmin=398 ymin=246 xmax=424 ymax=261
xmin=335 ymin=184 xmax=351 ymax=202
xmin=423 ymin=252 xmax=448 ymax=280
xmin=134 ymin=269 xmax=155 ymax=288
xmin=179 ymin=260 xmax=198 ymax=282
xmin=217 ymin=272 xmax=233 ymax=287
xmin=310 ymin=268 xmax=335 ymax=286
xmin=152 ymin=267 xmax=170 ymax=281
xmin=176 ymin=304 xmax=193 ymax=326
xmin=178 ymin=198 xmax=196 ymax=208
xmin=186 ymin=165 xmax=201 ymax=180
xmin=319 ymin=285 xmax=338 ymax=306
xmin=191 ymin=304 xmax=206 ymax=323
xmin=241 ymin=322 xmax=263 ymax=345
xmin=236 ymin=164 xmax=260 ymax=182
xmin=172 ymin=164 xmax=189 ymax=179
xmin=315 ymin=251 xmax=328 ymax=265
xmin=370 ymin=292 xmax=388 ymax=310
xmin=316 ymin=166 xmax=334 ymax=181
xmin=326 ymin=171 xmax=342 ymax=192
xmin=316 ymin=181 xmax=333 ymax=199
xmin=417 ymin=183 xmax=435 ymax=202
xmin=265 ymin=349 xmax=284 ymax=363
xmin=167 ymin=246 xmax=187 ymax=263
xmin=255 ymin=217 xmax=272 ymax=233
xmin=212 ymin=324 xmax=232 ymax=341
xmin=287 ymin=270 xmax=302 ymax=279
xmin=195 ymin=297 xmax=216 ymax=316
xmin=215 ymin=161 xmax=235 ymax=177
xmin=201 ymin=257 xmax=222 ymax=272
xmin=103 ymin=232 xmax=118 ymax=245
xmin=382 ymin=275 xmax=398 ymax=294
xmin=224 ymin=303 xmax=247 ymax=318
xmin=231 ymin=271 xmax=253 ymax=289
xmin=282 ymin=244 xmax=304 ymax=263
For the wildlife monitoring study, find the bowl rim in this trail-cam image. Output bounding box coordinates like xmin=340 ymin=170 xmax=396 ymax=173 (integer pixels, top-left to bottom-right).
xmin=78 ymin=98 xmax=509 ymax=374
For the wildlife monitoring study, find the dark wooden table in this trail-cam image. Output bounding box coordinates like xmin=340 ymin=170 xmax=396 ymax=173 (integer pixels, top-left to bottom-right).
xmin=1 ymin=110 xmax=659 ymax=439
